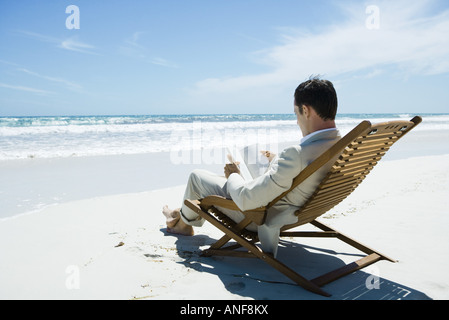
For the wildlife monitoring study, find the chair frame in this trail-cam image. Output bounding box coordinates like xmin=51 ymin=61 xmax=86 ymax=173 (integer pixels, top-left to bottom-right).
xmin=184 ymin=116 xmax=422 ymax=297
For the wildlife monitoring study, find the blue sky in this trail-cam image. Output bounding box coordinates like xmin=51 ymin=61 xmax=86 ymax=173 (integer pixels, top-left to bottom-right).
xmin=0 ymin=0 xmax=448 ymax=116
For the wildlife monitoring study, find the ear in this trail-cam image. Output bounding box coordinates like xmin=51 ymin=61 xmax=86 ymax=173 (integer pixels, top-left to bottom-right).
xmin=302 ymin=105 xmax=311 ymax=118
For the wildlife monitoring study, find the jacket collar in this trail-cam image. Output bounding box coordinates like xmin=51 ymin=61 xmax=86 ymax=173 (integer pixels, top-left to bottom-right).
xmin=300 ymin=128 xmax=340 ymax=146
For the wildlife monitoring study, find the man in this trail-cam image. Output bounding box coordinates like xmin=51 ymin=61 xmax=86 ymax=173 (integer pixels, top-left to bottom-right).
xmin=162 ymin=77 xmax=341 ymax=257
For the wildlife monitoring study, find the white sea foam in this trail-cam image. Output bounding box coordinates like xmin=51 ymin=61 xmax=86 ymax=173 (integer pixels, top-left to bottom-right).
xmin=0 ymin=114 xmax=446 ymax=160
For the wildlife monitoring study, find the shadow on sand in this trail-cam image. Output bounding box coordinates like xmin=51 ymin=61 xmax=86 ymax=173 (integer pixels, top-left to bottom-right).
xmin=163 ymin=230 xmax=432 ymax=300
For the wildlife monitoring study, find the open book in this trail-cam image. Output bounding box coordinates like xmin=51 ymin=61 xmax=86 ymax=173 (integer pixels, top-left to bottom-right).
xmin=226 ymin=144 xmax=273 ymax=181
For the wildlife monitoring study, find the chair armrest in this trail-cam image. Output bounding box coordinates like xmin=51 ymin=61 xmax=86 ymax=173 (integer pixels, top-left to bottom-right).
xmin=200 ymin=195 xmax=241 ymax=211
xmin=191 ymin=196 xmax=267 ymax=226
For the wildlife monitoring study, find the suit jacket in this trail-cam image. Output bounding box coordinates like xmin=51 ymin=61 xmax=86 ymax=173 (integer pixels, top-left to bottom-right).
xmin=226 ymin=129 xmax=341 ymax=256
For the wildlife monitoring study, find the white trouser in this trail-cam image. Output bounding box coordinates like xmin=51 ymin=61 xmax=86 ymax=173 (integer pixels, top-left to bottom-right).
xmin=180 ymin=169 xmax=281 ymax=256
xmin=180 ymin=169 xmax=258 ymax=231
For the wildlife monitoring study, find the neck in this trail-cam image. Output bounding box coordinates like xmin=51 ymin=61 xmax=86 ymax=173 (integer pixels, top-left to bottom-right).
xmin=313 ymin=119 xmax=336 ymax=132
xmin=304 ymin=119 xmax=336 ymax=136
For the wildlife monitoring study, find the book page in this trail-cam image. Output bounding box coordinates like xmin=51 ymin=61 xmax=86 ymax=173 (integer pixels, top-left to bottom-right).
xmin=240 ymin=144 xmax=270 ymax=178
xmin=226 ymin=146 xmax=253 ymax=181
xmin=226 ymin=145 xmax=271 ymax=180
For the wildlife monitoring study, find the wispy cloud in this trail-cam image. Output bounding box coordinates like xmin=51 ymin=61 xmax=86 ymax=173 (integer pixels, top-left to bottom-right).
xmin=119 ymin=31 xmax=178 ymax=68
xmin=149 ymin=57 xmax=178 ymax=68
xmin=17 ymin=68 xmax=82 ymax=91
xmin=16 ymin=30 xmax=100 ymax=55
xmin=0 ymin=59 xmax=20 ymax=67
xmin=118 ymin=31 xmax=147 ymax=59
xmin=0 ymin=82 xmax=55 ymax=96
xmin=16 ymin=30 xmax=58 ymax=43
xmin=124 ymin=31 xmax=145 ymax=49
xmin=59 ymin=38 xmax=99 ymax=55
xmin=190 ymin=0 xmax=449 ymax=95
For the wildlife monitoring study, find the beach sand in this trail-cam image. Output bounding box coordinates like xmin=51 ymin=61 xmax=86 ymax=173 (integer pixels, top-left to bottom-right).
xmin=0 ymin=129 xmax=448 ymax=300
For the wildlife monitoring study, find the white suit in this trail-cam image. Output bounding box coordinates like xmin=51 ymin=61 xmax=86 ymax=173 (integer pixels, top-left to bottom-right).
xmin=181 ymin=128 xmax=341 ymax=257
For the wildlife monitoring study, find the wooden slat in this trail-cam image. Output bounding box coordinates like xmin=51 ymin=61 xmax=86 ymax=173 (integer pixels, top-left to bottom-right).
xmin=312 ymin=189 xmax=356 ymax=205
xmin=332 ymin=159 xmax=377 ymax=172
xmin=314 ymin=184 xmax=358 ymax=198
xmin=307 ymin=191 xmax=351 ymax=206
xmin=347 ymin=142 xmax=392 ymax=153
xmin=335 ymin=153 xmax=384 ymax=166
xmin=325 ymin=170 xmax=367 ymax=184
xmin=353 ymin=134 xmax=399 ymax=144
xmin=318 ymin=175 xmax=362 ymax=189
xmin=297 ymin=192 xmax=346 ymax=214
xmin=348 ymin=143 xmax=390 ymax=154
xmin=310 ymin=183 xmax=359 ymax=201
xmin=325 ymin=166 xmax=363 ymax=181
xmin=299 ymin=191 xmax=351 ymax=213
xmin=306 ymin=191 xmax=354 ymax=209
xmin=303 ymin=198 xmax=346 ymax=212
xmin=346 ymin=142 xmax=392 ymax=153
xmin=298 ymin=206 xmax=332 ymax=216
xmin=322 ymin=173 xmax=363 ymax=185
xmin=318 ymin=178 xmax=361 ymax=192
xmin=344 ymin=147 xmax=391 ymax=158
xmin=300 ymin=202 xmax=343 ymax=218
xmin=320 ymin=174 xmax=365 ymax=188
xmin=338 ymin=153 xmax=384 ymax=164
xmin=352 ymin=136 xmax=398 ymax=147
xmin=328 ymin=167 xmax=372 ymax=180
xmin=369 ymin=121 xmax=414 ymax=133
xmin=304 ymin=194 xmax=347 ymax=210
xmin=339 ymin=148 xmax=387 ymax=159
xmin=356 ymin=131 xmax=401 ymax=141
xmin=320 ymin=177 xmax=364 ymax=194
xmin=338 ymin=159 xmax=379 ymax=171
xmin=335 ymin=163 xmax=376 ymax=174
xmin=302 ymin=197 xmax=347 ymax=212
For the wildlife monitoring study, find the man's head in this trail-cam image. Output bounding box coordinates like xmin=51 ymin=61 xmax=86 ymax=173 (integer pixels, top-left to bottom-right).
xmin=294 ymin=77 xmax=338 ymax=136
xmin=294 ymin=77 xmax=338 ymax=121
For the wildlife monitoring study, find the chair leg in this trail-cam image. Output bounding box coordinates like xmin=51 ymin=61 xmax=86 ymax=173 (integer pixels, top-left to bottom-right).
xmin=310 ymin=220 xmax=397 ymax=263
xmin=311 ymin=253 xmax=382 ymax=287
xmin=280 ymin=220 xmax=396 ymax=287
xmin=256 ymin=248 xmax=332 ymax=297
xmin=184 ymin=200 xmax=331 ymax=297
xmin=208 ymin=216 xmax=253 ymax=250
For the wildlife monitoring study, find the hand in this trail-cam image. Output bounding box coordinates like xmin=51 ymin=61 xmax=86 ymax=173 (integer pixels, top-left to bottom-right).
xmin=260 ymin=150 xmax=276 ymax=162
xmin=224 ymin=162 xmax=240 ymax=179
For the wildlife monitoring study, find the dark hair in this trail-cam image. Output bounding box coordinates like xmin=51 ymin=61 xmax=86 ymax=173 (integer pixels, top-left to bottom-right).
xmin=294 ymin=76 xmax=338 ymax=121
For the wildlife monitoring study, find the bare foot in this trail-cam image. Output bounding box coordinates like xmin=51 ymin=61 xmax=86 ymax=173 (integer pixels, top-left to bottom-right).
xmin=167 ymin=221 xmax=194 ymax=236
xmin=162 ymin=205 xmax=180 ymax=228
xmin=162 ymin=206 xmax=194 ymax=236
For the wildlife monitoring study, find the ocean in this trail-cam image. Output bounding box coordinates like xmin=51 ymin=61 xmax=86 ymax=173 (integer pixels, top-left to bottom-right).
xmin=1 ymin=113 xmax=448 ymax=220
xmin=0 ymin=113 xmax=447 ymax=161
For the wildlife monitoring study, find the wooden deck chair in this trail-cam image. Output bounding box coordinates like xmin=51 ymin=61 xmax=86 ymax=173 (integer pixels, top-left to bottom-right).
xmin=184 ymin=116 xmax=422 ymax=297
